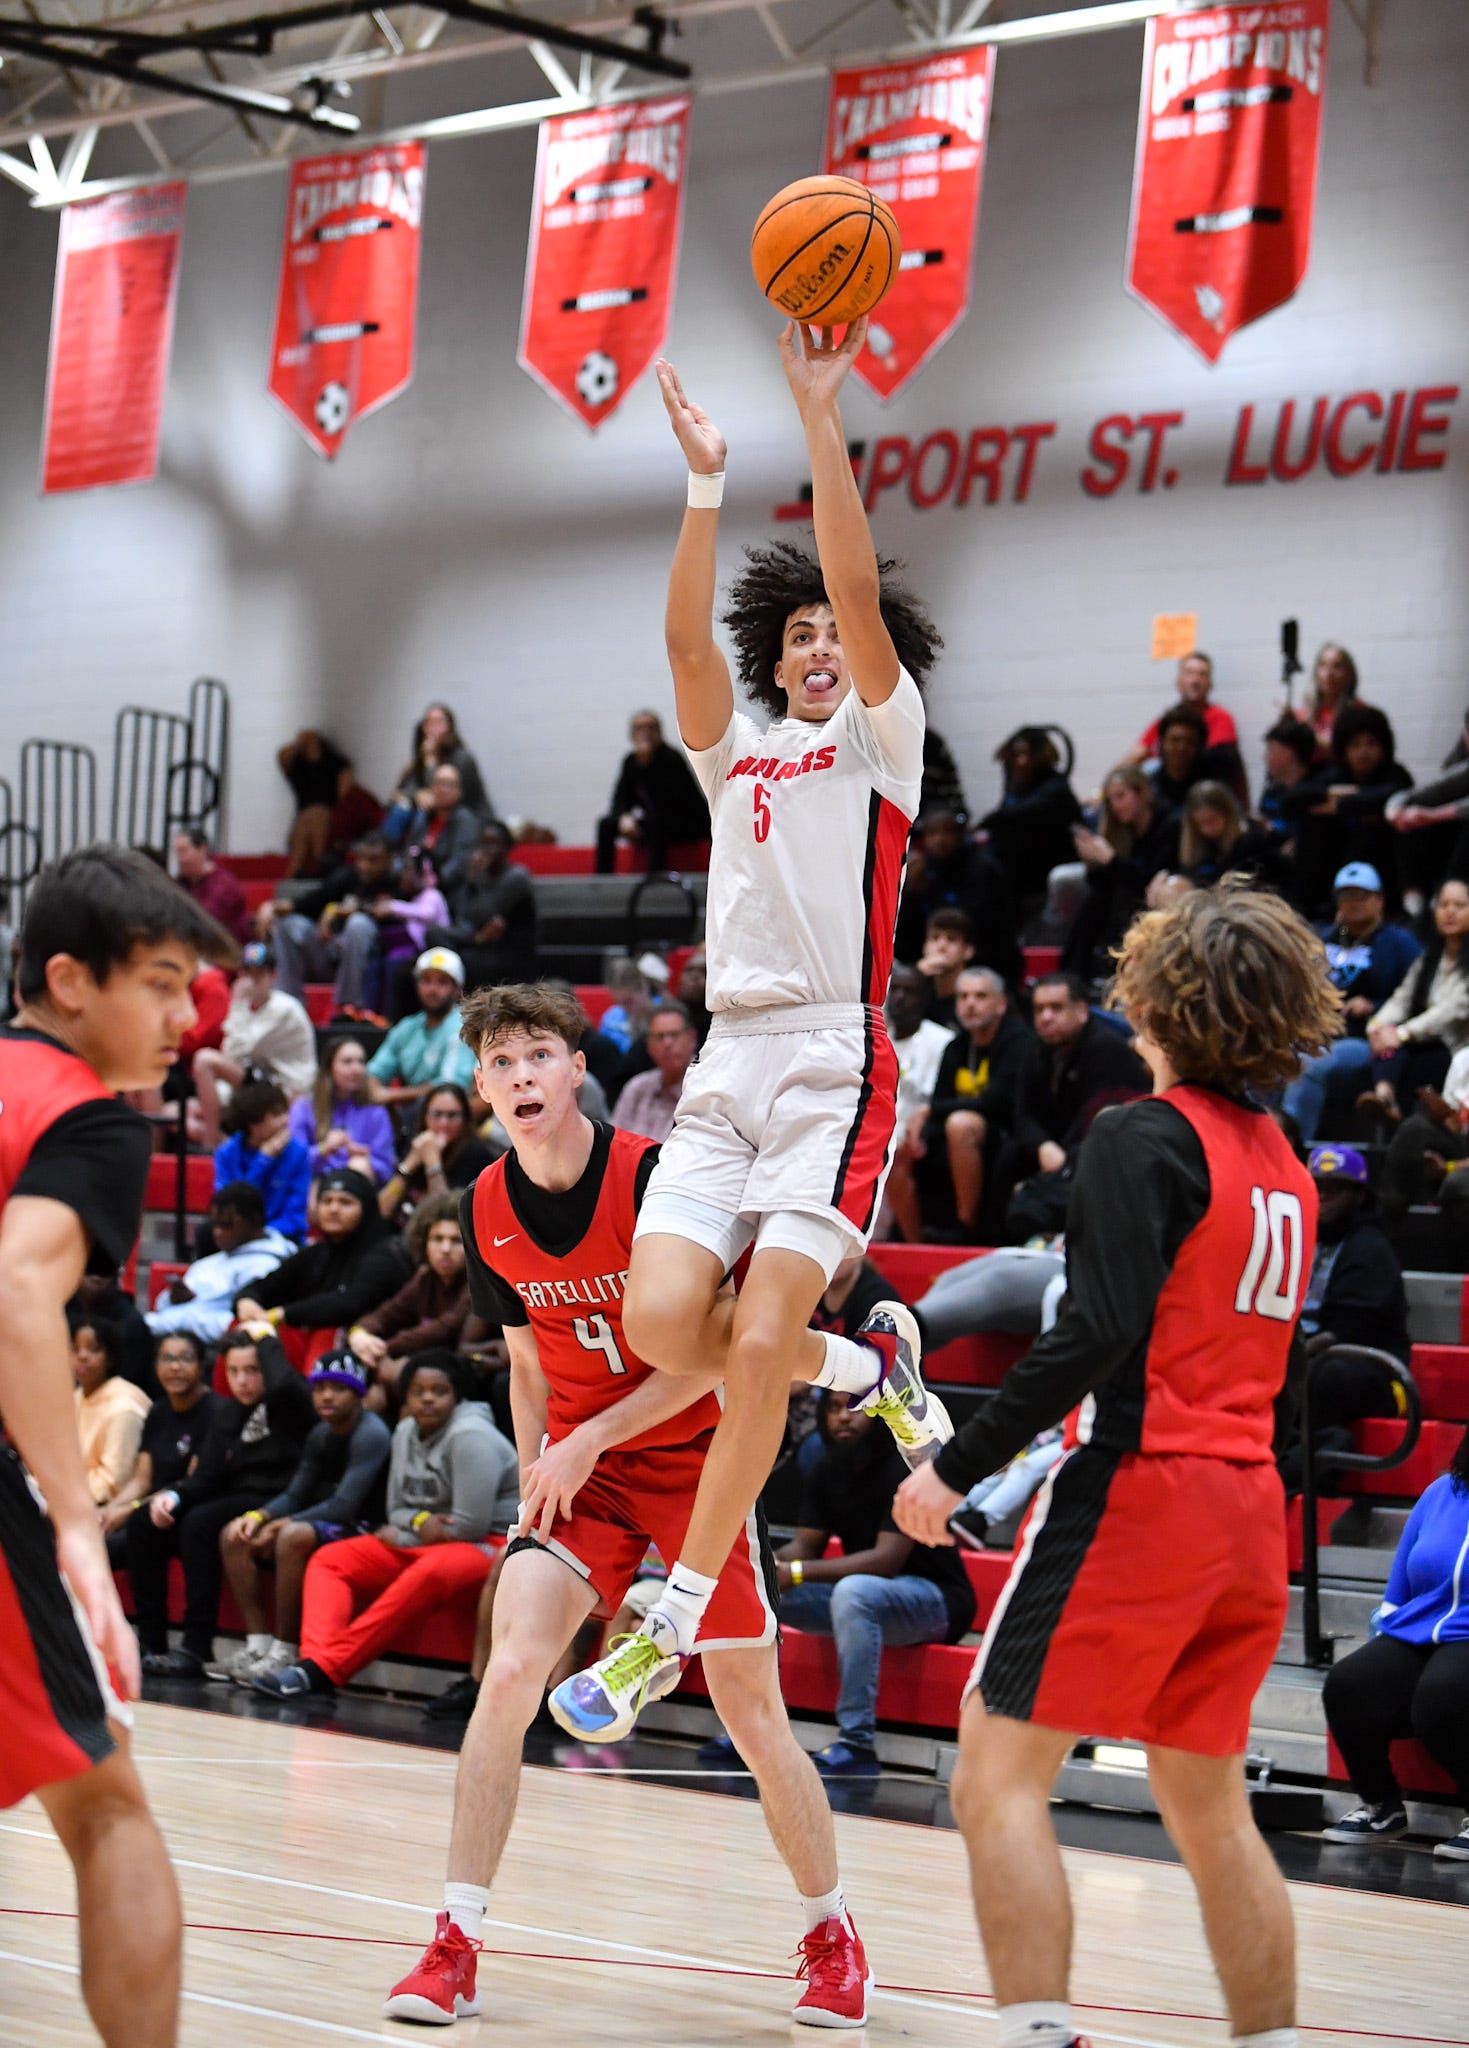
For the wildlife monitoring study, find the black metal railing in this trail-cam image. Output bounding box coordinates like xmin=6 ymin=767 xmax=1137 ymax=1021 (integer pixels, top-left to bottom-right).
xmin=188 ymin=676 xmax=230 ymax=844
xmin=625 ymin=871 xmax=700 ymax=963
xmin=110 ymin=679 xmax=230 ymax=853
xmin=19 ymin=740 xmax=97 ymax=895
xmin=1299 ymin=1343 xmax=1421 ymax=1668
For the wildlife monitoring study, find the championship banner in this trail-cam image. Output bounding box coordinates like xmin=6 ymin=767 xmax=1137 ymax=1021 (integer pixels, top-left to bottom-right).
xmin=822 ymin=49 xmax=994 ymax=403
xmin=1126 ymin=0 xmax=1328 ymax=365
xmin=268 ymin=143 xmax=425 ymax=459
xmin=518 ymin=96 xmax=690 ymax=430
xmin=41 ymin=182 xmax=186 ymax=495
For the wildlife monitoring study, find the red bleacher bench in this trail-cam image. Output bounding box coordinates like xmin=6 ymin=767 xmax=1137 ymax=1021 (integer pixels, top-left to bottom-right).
xmin=218 ymin=854 xmax=290 ymax=883
xmin=1022 ymin=946 xmax=1061 ymax=982
xmin=1345 ymin=1418 xmax=1462 ymax=1497
xmin=1286 ymin=1497 xmax=1351 ymax=1573
xmin=513 ymin=844 xmax=596 ymax=875
xmin=147 ymin=1262 xmax=189 ymax=1309
xmin=1408 ymin=1344 xmax=1469 ymax=1422
xmin=145 ymin=1154 xmax=215 ymax=1214
xmin=574 ymin=984 xmax=614 ymax=1025
xmin=612 ymin=842 xmax=711 ymax=875
xmin=1327 ymin=1734 xmax=1459 ymax=1802
xmin=303 ymin=983 xmax=337 ymax=1026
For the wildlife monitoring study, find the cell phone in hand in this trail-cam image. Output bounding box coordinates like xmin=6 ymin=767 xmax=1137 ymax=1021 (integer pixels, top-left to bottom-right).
xmin=947 ymin=1514 xmax=988 ymax=1551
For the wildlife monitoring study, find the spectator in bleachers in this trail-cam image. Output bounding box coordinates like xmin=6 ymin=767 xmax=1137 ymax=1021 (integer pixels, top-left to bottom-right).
xmin=673 ymin=946 xmax=711 ymax=1046
xmin=1320 ymin=1424 xmax=1469 ymax=1856
xmin=278 ymin=728 xmax=354 ymax=876
xmin=348 ymin=1192 xmax=472 ymax=1406
xmin=1387 ymin=705 xmax=1469 ymax=911
xmin=1302 ymin=642 xmax=1361 ymax=754
xmin=1128 ymin=651 xmax=1239 ymax=765
xmin=915 ymin=907 xmax=977 ymax=1029
xmin=127 ymin=1328 xmax=316 ymax=1677
xmin=379 ymin=1084 xmax=493 ymax=1224
xmin=271 ymin=832 xmax=397 ymax=1011
xmin=1283 ymin=704 xmax=1415 ymax=917
xmin=172 ymin=828 xmax=250 ymax=946
xmin=252 ymin=1352 xmax=518 ymax=1699
xmin=1256 ymin=715 xmax=1318 ymax=860
xmin=997 ymin=972 xmax=1150 ymax=1240
xmin=288 ymin=1039 xmax=396 ymax=1186
xmin=385 ymin=704 xmax=491 ymax=842
xmin=411 ymin=765 xmax=483 ymax=901
xmin=891 ymin=968 xmax=1026 ymax=1244
xmin=1379 ymin=1048 xmax=1469 ymax=1222
xmin=191 ymin=941 xmax=317 ymax=1149
xmin=595 ymin=709 xmax=711 ymax=874
xmin=380 ymin=851 xmax=456 ymax=1019
xmin=436 ymin=821 xmax=538 ymax=989
xmin=72 ymin=1270 xmax=157 ymax=1396
xmin=612 ymin=1000 xmax=698 ymax=1144
xmin=367 ymin=948 xmax=478 ymax=1110
xmin=1061 ymin=766 xmax=1181 ymax=983
xmin=907 ymin=1242 xmax=1065 ymax=1362
xmin=99 ymin=1332 xmax=216 ymax=1559
xmin=596 ymin=956 xmax=661 ymax=1056
xmin=235 ymin=1167 xmax=410 ymax=1369
xmin=1298 ymin=1146 xmax=1410 ymax=1362
xmin=146 ymin=1182 xmax=294 ymax=1344
xmin=219 ymin=1350 xmax=393 ymax=1686
xmin=980 ymin=728 xmax=1082 ymax=908
xmin=734 ymin=1391 xmax=976 ymax=1777
xmin=882 ymin=965 xmax=957 ymax=1241
xmin=896 ymin=810 xmax=1021 ymax=991
xmin=920 ymin=725 xmax=968 ymax=821
xmin=211 ymin=1078 xmax=312 ymax=1245
xmin=1145 ymin=703 xmax=1210 ymax=813
xmin=1356 ymin=880 xmax=1469 ymax=1124
xmin=1155 ymin=781 xmax=1273 ymax=896
xmin=73 ymin=1316 xmax=150 ymax=1507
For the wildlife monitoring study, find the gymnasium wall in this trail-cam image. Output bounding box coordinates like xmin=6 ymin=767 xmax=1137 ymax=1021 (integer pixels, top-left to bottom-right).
xmin=0 ymin=0 xmax=1465 ymax=851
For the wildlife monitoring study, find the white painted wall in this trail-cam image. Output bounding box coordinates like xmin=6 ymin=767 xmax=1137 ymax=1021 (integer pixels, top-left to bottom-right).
xmin=0 ymin=0 xmax=1465 ymax=850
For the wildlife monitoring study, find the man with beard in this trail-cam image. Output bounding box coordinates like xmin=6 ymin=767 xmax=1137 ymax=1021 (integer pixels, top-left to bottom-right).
xmin=367 ymin=948 xmax=478 ymax=1112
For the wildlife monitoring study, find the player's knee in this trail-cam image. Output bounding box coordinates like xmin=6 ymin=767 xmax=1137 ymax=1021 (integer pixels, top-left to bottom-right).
xmin=482 ymin=1644 xmax=549 ymax=1718
xmin=276 ymin=1520 xmax=317 ymax=1559
xmin=622 ymin=1285 xmax=688 ymax=1371
xmin=947 ymin=1111 xmax=984 ymax=1144
xmin=727 ymin=1322 xmax=795 ymax=1394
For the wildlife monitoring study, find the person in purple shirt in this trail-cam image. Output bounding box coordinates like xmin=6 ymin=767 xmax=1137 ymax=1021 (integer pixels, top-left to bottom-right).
xmin=173 ymin=828 xmax=252 ymax=946
xmin=287 ymin=1038 xmax=396 ymax=1185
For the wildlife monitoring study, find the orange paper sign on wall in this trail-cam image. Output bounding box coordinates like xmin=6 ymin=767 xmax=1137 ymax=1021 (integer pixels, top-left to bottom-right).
xmin=1151 ymin=614 xmax=1198 ymax=660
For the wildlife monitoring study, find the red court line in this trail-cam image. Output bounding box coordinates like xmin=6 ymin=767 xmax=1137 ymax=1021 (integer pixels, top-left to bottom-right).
xmin=1 ymin=1909 xmax=1463 ymax=2045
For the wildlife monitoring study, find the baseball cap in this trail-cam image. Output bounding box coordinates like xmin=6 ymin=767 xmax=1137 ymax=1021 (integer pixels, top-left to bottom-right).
xmin=241 ymin=940 xmax=276 ymax=971
xmin=1333 ymin=863 xmax=1383 ymax=894
xmin=308 ymin=1348 xmax=369 ymax=1394
xmin=1309 ymin=1144 xmax=1369 ymax=1186
xmin=414 ymin=946 xmax=465 ymax=984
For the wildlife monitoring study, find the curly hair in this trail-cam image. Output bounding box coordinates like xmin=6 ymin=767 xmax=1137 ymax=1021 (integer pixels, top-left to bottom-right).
xmin=720 ymin=541 xmax=941 ymax=718
xmin=459 ymin=981 xmax=589 ymax=1057
xmin=406 ymin=1187 xmax=462 ymax=1265
xmin=1110 ymin=879 xmax=1342 ymax=1095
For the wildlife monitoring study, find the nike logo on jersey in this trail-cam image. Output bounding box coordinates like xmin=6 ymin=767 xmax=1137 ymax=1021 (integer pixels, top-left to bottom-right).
xmin=494 ymin=1233 xmax=518 ymax=1247
xmin=725 ymin=745 xmax=837 ymax=783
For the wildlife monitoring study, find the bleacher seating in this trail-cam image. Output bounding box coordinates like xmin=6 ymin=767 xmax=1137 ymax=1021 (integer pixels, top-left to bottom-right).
xmin=144 ymin=1153 xmax=214 ymax=1215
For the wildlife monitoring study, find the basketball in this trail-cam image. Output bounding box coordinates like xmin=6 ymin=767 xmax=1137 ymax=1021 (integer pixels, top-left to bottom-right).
xmin=750 ymin=175 xmax=901 ymax=329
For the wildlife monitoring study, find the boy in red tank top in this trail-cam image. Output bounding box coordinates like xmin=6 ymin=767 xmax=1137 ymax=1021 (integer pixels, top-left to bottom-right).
xmin=894 ymin=884 xmax=1343 ymax=2048
xmin=385 ymin=984 xmax=872 ymax=2031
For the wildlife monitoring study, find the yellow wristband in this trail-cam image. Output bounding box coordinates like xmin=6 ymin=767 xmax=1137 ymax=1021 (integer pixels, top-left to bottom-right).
xmin=789 ymin=1559 xmax=804 ymax=1585
xmin=411 ymin=1510 xmax=430 ymax=1532
xmin=243 ymin=1510 xmax=266 ymax=1526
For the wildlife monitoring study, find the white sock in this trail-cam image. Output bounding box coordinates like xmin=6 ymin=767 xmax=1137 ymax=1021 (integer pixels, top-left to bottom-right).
xmin=270 ymin=1639 xmax=298 ymax=1660
xmin=1233 ymin=2033 xmax=1299 ymax=2048
xmin=246 ymin=1633 xmax=272 ymax=1655
xmin=443 ymin=1882 xmax=489 ymax=1942
xmin=997 ymin=2002 xmax=1079 ymax=2048
xmin=647 ymin=1563 xmax=719 ymax=1657
xmin=799 ymin=1883 xmax=849 ymax=1934
xmin=810 ymin=1331 xmax=881 ymax=1396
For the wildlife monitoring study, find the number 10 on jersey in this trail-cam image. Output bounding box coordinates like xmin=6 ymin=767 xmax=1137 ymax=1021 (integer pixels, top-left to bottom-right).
xmin=1234 ymin=1186 xmax=1306 ymax=1322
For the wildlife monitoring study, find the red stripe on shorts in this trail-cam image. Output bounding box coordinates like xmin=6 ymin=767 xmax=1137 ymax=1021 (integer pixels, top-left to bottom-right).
xmin=831 ymin=1020 xmax=899 ymax=1235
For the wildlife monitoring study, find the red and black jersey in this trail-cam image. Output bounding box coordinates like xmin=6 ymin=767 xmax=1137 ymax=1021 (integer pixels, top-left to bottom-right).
xmin=0 ymin=1027 xmax=151 ymax=1278
xmin=934 ymin=1087 xmax=1317 ymax=1488
xmin=462 ymin=1120 xmax=722 ymax=1454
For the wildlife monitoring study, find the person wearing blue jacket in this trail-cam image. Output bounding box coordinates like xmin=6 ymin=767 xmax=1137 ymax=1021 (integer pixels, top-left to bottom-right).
xmin=212 ymin=1075 xmax=312 ymax=1243
xmin=1322 ymin=1424 xmax=1469 ymax=1858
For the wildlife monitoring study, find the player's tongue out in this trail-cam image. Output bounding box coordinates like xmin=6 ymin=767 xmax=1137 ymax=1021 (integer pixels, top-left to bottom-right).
xmin=805 ymin=668 xmax=837 ymax=696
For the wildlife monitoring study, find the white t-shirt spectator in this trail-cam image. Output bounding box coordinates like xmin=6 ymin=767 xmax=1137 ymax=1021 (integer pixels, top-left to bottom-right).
xmin=221 ymin=985 xmax=318 ymax=1099
xmin=894 ymin=1017 xmax=955 ymax=1128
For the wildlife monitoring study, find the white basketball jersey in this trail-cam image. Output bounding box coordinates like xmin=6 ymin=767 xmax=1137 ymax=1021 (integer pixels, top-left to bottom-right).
xmin=686 ymin=668 xmax=925 ymax=1014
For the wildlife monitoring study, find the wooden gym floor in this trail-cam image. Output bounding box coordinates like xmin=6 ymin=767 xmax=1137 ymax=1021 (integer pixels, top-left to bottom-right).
xmin=0 ymin=1701 xmax=1464 ymax=2047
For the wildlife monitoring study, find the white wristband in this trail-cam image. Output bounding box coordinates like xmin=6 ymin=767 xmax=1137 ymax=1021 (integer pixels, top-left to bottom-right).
xmin=687 ymin=470 xmax=725 ymax=509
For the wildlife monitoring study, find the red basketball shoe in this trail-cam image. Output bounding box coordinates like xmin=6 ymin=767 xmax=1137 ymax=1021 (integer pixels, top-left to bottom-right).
xmin=793 ymin=1915 xmax=873 ymax=2028
xmin=384 ymin=1912 xmax=481 ymax=2025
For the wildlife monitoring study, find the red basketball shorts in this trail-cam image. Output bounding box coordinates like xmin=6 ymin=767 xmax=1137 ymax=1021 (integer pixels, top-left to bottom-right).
xmin=522 ymin=1433 xmax=779 ymax=1652
xmin=966 ymin=1445 xmax=1288 ymax=1756
xmin=0 ymin=1452 xmax=125 ymax=1808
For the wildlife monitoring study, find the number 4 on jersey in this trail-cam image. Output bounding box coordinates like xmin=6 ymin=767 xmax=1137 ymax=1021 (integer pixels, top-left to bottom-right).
xmin=574 ymin=1313 xmax=628 ymax=1374
xmin=1234 ymin=1186 xmax=1306 ymax=1322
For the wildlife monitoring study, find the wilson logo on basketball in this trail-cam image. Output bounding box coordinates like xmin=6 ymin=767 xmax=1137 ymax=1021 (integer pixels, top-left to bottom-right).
xmin=774 ymin=244 xmax=857 ymax=315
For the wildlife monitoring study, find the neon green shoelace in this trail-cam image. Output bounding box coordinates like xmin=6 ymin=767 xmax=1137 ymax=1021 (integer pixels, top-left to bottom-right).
xmin=599 ymin=1632 xmax=670 ymax=1702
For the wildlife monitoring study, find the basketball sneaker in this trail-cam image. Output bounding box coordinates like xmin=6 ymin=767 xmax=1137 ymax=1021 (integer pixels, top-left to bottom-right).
xmin=1322 ymin=1800 xmax=1409 ymax=1843
xmin=793 ymin=1915 xmax=873 ymax=2028
xmin=855 ymin=1302 xmax=954 ymax=1470
xmin=1433 ymin=1818 xmax=1469 ymax=1861
xmin=384 ymin=1912 xmax=481 ymax=2025
xmin=547 ymin=1628 xmax=684 ymax=1743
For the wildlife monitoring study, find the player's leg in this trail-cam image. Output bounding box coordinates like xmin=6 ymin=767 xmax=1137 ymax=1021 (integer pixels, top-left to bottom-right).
xmin=37 ymin=1741 xmax=183 ymax=2048
xmin=705 ymin=1644 xmax=873 ymax=2030
xmin=1145 ymin=1743 xmax=1296 ymax=2042
xmin=269 ymin=1518 xmax=323 ymax=1656
xmin=950 ymin=1703 xmax=1081 ymax=2047
xmin=386 ymin=1545 xmax=597 ymax=2025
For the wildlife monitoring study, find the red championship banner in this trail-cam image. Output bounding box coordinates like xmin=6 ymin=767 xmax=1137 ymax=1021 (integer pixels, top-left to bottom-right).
xmin=268 ymin=143 xmax=425 ymax=459
xmin=518 ymin=96 xmax=690 ymax=430
xmin=1126 ymin=1 xmax=1328 ymax=365
xmin=41 ymin=182 xmax=186 ymax=495
xmin=823 ymin=49 xmax=994 ymax=403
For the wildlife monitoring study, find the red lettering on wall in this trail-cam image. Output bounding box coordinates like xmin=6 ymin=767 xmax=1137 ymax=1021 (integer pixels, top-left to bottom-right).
xmin=1399 ymin=386 xmax=1459 ymax=473
xmin=1226 ymin=405 xmax=1270 ymax=486
xmin=1376 ymin=391 xmax=1407 ymax=473
xmin=1135 ymin=411 xmax=1185 ymax=492
xmin=909 ymin=430 xmax=961 ymax=510
xmin=1324 ymin=392 xmax=1382 ymax=478
xmin=955 ymin=428 xmax=1010 ymax=507
xmin=1082 ymin=415 xmax=1132 ymax=497
xmin=863 ymin=436 xmax=912 ymax=512
xmin=1271 ymin=396 xmax=1329 ymax=482
xmin=1011 ymin=422 xmax=1058 ymax=502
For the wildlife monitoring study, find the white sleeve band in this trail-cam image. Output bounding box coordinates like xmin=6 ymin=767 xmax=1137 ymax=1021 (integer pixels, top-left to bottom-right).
xmin=687 ymin=470 xmax=725 ymax=509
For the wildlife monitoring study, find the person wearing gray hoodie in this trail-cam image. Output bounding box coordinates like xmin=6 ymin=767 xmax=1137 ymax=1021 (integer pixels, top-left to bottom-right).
xmin=252 ymin=1352 xmax=517 ymax=1697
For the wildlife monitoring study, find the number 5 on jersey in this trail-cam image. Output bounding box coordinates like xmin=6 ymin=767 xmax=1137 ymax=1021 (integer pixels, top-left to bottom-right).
xmin=1234 ymin=1186 xmax=1306 ymax=1322
xmin=575 ymin=1313 xmax=628 ymax=1374
xmin=753 ymin=782 xmax=771 ymax=844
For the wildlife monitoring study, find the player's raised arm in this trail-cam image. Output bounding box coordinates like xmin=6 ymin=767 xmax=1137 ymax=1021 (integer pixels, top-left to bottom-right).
xmin=778 ymin=317 xmax=899 ymax=707
xmin=658 ymin=359 xmax=735 ymax=751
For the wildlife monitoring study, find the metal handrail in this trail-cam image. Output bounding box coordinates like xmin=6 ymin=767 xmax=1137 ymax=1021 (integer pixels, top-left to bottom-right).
xmin=626 ymin=871 xmax=700 ymax=959
xmin=1299 ymin=1343 xmax=1421 ymax=1668
xmin=188 ymin=677 xmax=230 ymax=845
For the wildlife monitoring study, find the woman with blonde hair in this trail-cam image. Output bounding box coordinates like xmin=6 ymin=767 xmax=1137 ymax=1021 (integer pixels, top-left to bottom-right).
xmin=288 ymin=1038 xmax=396 ymax=1184
xmin=1303 ymin=642 xmax=1361 ymax=753
xmin=1061 ymin=764 xmax=1180 ymax=981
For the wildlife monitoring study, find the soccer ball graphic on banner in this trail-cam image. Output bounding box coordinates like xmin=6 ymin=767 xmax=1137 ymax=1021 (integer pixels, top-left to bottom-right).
xmin=315 ymin=381 xmax=352 ymax=437
xmin=575 ymin=351 xmax=619 ymax=411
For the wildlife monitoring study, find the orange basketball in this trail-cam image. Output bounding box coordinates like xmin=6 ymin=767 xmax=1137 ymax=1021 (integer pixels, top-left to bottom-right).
xmin=750 ymin=175 xmax=901 ymax=329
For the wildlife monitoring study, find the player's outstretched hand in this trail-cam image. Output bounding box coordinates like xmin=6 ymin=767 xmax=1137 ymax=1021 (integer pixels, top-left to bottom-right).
xmin=56 ymin=1516 xmax=142 ymax=1700
xmin=778 ymin=316 xmax=868 ymax=415
xmin=520 ymin=1429 xmax=599 ymax=1540
xmin=892 ymin=1462 xmax=963 ymax=1548
xmin=657 ymin=359 xmax=727 ymax=477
